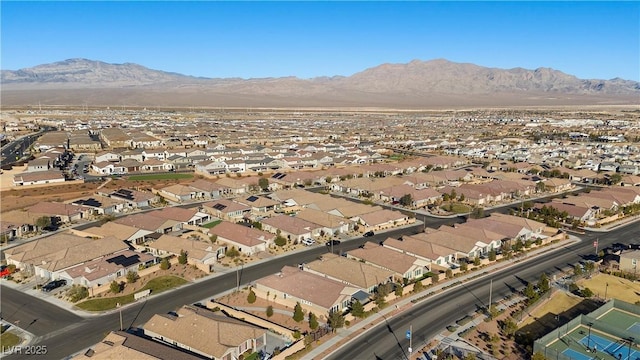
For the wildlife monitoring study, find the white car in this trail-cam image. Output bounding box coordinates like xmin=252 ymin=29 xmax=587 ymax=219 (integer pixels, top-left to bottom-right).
xmin=302 ymin=238 xmax=315 ymax=246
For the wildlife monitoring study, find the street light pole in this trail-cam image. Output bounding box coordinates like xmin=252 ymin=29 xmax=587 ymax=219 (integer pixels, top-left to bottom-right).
xmin=587 ymin=322 xmax=593 ymax=350
xmin=605 ymin=282 xmax=609 ymax=301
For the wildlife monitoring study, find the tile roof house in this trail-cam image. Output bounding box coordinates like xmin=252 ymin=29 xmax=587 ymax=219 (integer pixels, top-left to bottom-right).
xmin=357 ymin=209 xmax=415 ymax=232
xmin=158 ymin=184 xmax=197 ymax=203
xmin=71 ymin=331 xmax=202 ymax=360
xmin=13 ymin=170 xmax=66 ymax=186
xmin=71 ymin=221 xmax=152 ymax=245
xmin=382 ymin=235 xmax=456 ymax=268
xmin=151 ymin=207 xmax=211 ymax=226
xmin=208 ymin=221 xmax=274 ymax=255
xmin=143 ymin=305 xmax=267 ymax=360
xmin=108 ymin=188 xmax=157 ymax=208
xmin=346 ymin=242 xmax=430 ymax=281
xmin=3 ymin=233 xmax=128 ymax=281
xmin=27 ymin=201 xmax=90 ymax=224
xmin=294 ymin=209 xmax=351 ymax=236
xmin=254 ymin=266 xmax=362 ymax=314
xmin=202 ymin=199 xmax=251 ymax=222
xmin=114 ymin=213 xmax=182 ymax=233
xmin=60 ymin=250 xmax=156 ymax=288
xmin=303 ymin=253 xmax=394 ymax=294
xmin=619 ymin=250 xmax=640 ymax=273
xmin=261 ymin=215 xmax=322 ymax=242
xmin=145 ymin=234 xmax=225 ymax=273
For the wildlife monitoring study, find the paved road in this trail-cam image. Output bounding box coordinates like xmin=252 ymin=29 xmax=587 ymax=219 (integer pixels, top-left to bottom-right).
xmin=326 ymin=223 xmax=640 ymax=360
xmin=0 ymin=225 xmax=422 ymax=360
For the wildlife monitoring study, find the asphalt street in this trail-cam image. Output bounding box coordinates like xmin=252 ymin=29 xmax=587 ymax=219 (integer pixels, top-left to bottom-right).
xmin=327 ymin=223 xmax=640 ymax=360
xmin=0 ymin=199 xmax=635 ymax=359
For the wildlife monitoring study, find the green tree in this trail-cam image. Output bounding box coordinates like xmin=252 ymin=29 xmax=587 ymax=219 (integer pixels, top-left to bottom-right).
xmin=247 ymin=289 xmax=257 ymax=304
xmin=266 ymin=305 xmax=274 ymax=317
xmin=399 ymin=194 xmax=413 ymax=207
xmin=573 ymin=264 xmax=583 ymax=276
xmin=110 ymin=280 xmax=122 ymax=294
xmin=126 ymin=271 xmax=139 ymax=284
xmin=446 ymin=269 xmax=453 ymax=279
xmin=328 ymin=309 xmax=344 ymax=330
xmin=67 ymin=285 xmax=89 ymax=302
xmin=584 ymin=261 xmax=595 ymax=273
xmin=581 ymin=288 xmax=594 ymax=298
xmin=308 ymin=312 xmax=319 ymax=330
xmin=524 ymin=283 xmax=537 ymax=301
xmin=473 ymin=256 xmax=481 ymax=266
xmin=458 ymin=193 xmax=465 ymax=202
xmin=178 ymin=249 xmax=188 ymax=265
xmin=35 ymin=216 xmax=52 ymax=229
xmin=395 ymin=282 xmax=403 ymax=297
xmin=470 ymin=207 xmax=485 ymax=219
xmin=413 ymin=279 xmax=424 ymax=293
xmin=538 ymin=273 xmax=550 ymax=293
xmin=488 ymin=249 xmax=496 ymax=261
xmin=274 ymin=236 xmax=286 ymax=247
xmin=375 ymin=283 xmax=390 ymax=308
xmin=325 ymin=176 xmax=333 ymax=184
xmin=293 ymin=302 xmax=304 ymax=322
xmin=502 ymin=317 xmax=518 ymax=338
xmin=258 ymin=177 xmax=269 ymax=191
xmin=160 ymin=257 xmax=171 ymax=270
xmin=351 ymin=299 xmax=365 ymax=318
xmin=460 ymin=261 xmax=468 ymax=272
xmin=532 ymin=352 xmax=547 ymax=360
xmin=226 ymin=246 xmax=240 ymax=258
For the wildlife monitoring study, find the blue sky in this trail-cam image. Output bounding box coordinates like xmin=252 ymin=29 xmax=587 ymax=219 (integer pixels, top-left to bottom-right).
xmin=2 ymin=1 xmax=639 ymax=81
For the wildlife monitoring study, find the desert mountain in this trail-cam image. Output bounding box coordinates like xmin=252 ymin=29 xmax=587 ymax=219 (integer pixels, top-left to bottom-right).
xmin=2 ymin=58 xmax=638 ymax=108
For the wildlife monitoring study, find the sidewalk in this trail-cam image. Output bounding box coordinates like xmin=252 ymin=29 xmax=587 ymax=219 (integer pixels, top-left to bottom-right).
xmin=0 ymin=319 xmax=36 ymax=355
xmin=304 ymin=235 xmax=582 ymax=360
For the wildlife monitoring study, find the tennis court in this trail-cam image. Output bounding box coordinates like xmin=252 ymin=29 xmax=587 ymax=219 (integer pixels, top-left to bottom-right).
xmin=598 ymin=309 xmax=640 ymax=331
xmin=563 ymin=348 xmax=594 ymax=360
xmin=627 ymin=322 xmax=640 ymax=335
xmin=579 ymin=333 xmax=639 ymax=360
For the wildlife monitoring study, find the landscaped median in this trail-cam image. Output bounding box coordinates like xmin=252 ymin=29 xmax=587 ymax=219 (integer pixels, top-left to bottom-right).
xmin=75 ymin=276 xmax=187 ymax=312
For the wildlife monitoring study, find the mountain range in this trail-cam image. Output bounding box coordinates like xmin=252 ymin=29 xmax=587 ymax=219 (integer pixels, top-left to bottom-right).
xmin=2 ymin=58 xmax=639 ymax=108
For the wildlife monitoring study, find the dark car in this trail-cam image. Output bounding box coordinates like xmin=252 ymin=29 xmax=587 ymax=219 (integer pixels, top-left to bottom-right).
xmin=325 ymin=240 xmax=341 ymax=247
xmin=363 ymin=231 xmax=375 ymax=237
xmin=42 ymin=279 xmax=67 ymax=292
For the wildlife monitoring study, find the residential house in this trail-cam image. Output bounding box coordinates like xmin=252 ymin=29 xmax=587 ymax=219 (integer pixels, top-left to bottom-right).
xmin=261 ymin=215 xmax=322 ymax=242
xmin=108 ymin=188 xmax=157 ymax=208
xmin=294 ymin=209 xmax=351 ymax=236
xmin=346 ymin=242 xmax=430 ymax=281
xmin=151 ymin=207 xmax=211 ymax=226
xmin=304 ymin=253 xmax=395 ymax=295
xmin=357 ymin=209 xmax=414 ymax=232
xmin=3 ymin=233 xmax=128 ymax=281
xmin=145 ymin=235 xmax=225 ymax=273
xmin=71 ymin=331 xmax=202 ymax=360
xmin=382 ymin=236 xmax=455 ymax=270
xmin=114 ymin=213 xmax=182 ymax=234
xmin=143 ymin=305 xmax=267 ymax=360
xmin=619 ymin=250 xmax=639 ymax=274
xmin=253 ymin=266 xmax=362 ymax=314
xmin=13 ymin=170 xmax=66 ymax=186
xmin=60 ymin=250 xmax=156 ymax=289
xmin=157 ymin=184 xmax=197 ymax=203
xmin=202 ymin=199 xmax=251 ymax=222
xmin=208 ymin=221 xmax=274 ymax=255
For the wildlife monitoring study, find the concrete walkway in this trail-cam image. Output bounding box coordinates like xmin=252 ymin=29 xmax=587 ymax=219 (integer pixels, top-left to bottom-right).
xmin=0 ymin=319 xmax=36 ymax=355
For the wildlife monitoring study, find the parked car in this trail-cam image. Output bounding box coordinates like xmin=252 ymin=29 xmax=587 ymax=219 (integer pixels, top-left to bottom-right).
xmin=0 ymin=265 xmax=11 ymax=277
xmin=363 ymin=231 xmax=375 ymax=237
xmin=42 ymin=279 xmax=67 ymax=292
xmin=302 ymin=238 xmax=315 ymax=246
xmin=325 ymin=240 xmax=341 ymax=247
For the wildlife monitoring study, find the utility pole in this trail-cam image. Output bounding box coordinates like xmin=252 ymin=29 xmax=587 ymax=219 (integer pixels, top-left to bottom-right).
xmin=409 ymin=324 xmax=413 ymax=356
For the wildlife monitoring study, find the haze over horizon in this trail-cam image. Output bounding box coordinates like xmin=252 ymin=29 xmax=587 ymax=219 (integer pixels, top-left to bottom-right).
xmin=2 ymin=1 xmax=639 ymax=82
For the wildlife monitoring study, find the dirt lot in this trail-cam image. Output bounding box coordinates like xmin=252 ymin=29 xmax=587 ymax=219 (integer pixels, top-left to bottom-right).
xmin=217 ymin=289 xmax=314 ymax=333
xmin=0 ymin=175 xmax=198 ymax=213
xmin=576 ymin=272 xmax=640 ymax=303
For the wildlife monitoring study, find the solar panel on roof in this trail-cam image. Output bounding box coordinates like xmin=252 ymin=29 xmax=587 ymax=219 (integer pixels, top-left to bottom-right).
xmin=277 ymin=173 xmax=287 ymax=179
xmin=246 ymin=195 xmax=259 ymax=202
xmin=106 ymin=254 xmax=141 ymax=267
xmin=213 ymin=203 xmax=227 ymax=211
xmin=272 ymin=173 xmax=282 ymax=179
xmin=77 ymin=198 xmax=103 ymax=207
